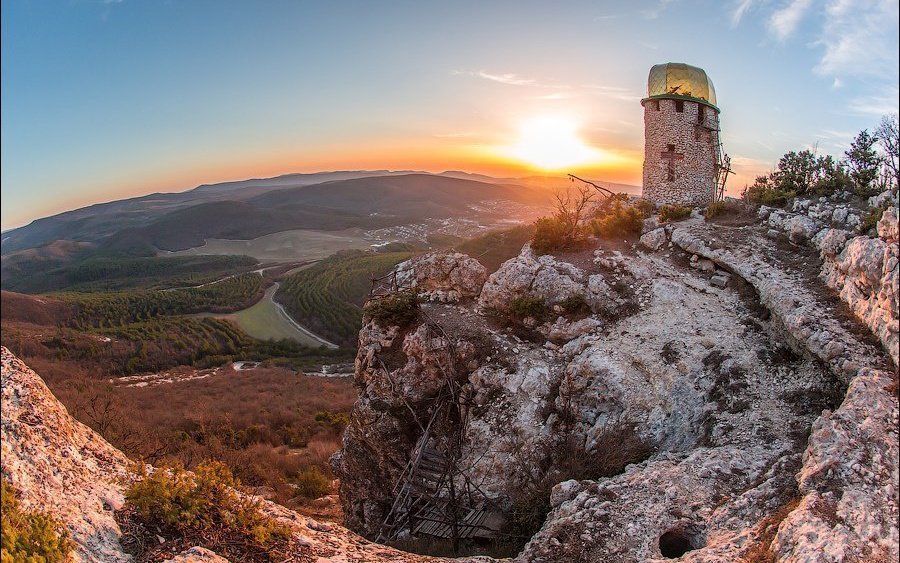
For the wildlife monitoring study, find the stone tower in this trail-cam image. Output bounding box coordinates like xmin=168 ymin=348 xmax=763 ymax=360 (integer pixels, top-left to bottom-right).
xmin=641 ymin=62 xmax=721 ymax=206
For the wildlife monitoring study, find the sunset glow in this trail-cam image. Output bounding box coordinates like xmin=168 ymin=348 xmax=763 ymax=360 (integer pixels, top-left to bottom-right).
xmin=1 ymin=1 xmax=898 ymax=229
xmin=499 ymin=116 xmax=602 ymax=170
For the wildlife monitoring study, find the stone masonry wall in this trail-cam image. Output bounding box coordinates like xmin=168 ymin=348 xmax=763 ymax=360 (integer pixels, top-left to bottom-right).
xmin=642 ymin=98 xmax=719 ymax=206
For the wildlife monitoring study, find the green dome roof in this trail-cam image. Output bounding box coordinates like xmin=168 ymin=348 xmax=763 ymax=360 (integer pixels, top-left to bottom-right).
xmin=647 ymin=63 xmax=717 ymax=107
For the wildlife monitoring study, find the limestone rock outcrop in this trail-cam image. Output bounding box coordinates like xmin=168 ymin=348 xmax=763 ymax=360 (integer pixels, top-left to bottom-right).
xmin=337 ymin=216 xmax=898 ymax=561
xmin=394 ymin=251 xmax=487 ymax=302
xmin=773 ymin=368 xmax=899 ymax=562
xmin=1 ymin=348 xmax=132 ymax=562
xmin=758 ymin=194 xmax=898 ymax=366
xmin=478 ymin=245 xmax=588 ymax=311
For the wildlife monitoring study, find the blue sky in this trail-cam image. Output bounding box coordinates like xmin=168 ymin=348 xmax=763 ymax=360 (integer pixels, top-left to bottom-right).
xmin=2 ymin=0 xmax=898 ymax=230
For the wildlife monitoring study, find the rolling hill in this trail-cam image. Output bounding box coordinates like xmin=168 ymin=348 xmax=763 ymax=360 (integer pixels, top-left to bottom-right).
xmin=4 ymin=173 xmax=553 ymax=257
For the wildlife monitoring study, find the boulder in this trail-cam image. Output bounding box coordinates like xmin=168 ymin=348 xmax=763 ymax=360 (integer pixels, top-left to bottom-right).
xmin=784 ymin=215 xmax=820 ymax=244
xmin=868 ymin=189 xmax=896 ymax=208
xmin=540 ymin=316 xmax=602 ymax=343
xmin=877 ymin=206 xmax=899 ymax=243
xmin=394 ymin=251 xmax=487 ymax=299
xmin=814 ymin=228 xmax=850 ymax=259
xmin=478 ymin=245 xmax=586 ymax=312
xmin=639 ymin=228 xmax=667 ymax=252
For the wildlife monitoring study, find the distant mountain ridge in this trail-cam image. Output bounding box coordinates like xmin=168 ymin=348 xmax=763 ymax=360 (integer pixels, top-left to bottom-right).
xmin=1 ymin=170 xmax=638 ymax=256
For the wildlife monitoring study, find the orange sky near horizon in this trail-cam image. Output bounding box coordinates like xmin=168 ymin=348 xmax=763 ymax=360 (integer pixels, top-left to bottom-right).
xmin=31 ymin=131 xmax=765 ymax=227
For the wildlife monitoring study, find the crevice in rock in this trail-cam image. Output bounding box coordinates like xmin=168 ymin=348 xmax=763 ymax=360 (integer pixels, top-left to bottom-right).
xmin=659 ymin=524 xmax=705 ymax=558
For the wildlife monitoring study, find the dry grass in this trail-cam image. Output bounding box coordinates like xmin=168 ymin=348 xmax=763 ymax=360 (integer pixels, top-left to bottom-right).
xmin=34 ymin=359 xmax=355 ymax=510
xmin=742 ymin=497 xmax=800 ymax=563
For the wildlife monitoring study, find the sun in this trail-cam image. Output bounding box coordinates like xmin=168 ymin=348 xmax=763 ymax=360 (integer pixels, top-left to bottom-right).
xmin=504 ymin=116 xmax=602 ymax=170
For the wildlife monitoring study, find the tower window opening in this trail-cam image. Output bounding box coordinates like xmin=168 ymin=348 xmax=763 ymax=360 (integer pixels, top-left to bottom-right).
xmin=667 ymin=144 xmax=675 ymax=151
xmin=651 ymin=100 xmax=660 ymax=111
xmin=697 ymin=105 xmax=705 ymax=123
xmin=675 ymin=100 xmax=684 ymax=113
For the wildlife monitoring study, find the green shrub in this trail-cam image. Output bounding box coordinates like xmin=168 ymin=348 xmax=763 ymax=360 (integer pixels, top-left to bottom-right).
xmin=591 ymin=201 xmax=644 ymax=238
xmin=742 ymin=177 xmax=796 ymax=207
xmin=704 ymin=200 xmax=747 ymax=220
xmin=509 ymin=296 xmax=548 ymax=322
xmin=293 ymin=467 xmax=330 ymax=500
xmin=860 ymin=204 xmax=891 ymax=234
xmin=531 ymin=216 xmax=589 ymax=255
xmin=362 ymin=290 xmax=419 ymax=328
xmin=124 ymin=461 xmax=289 ymax=551
xmin=634 ymin=198 xmax=656 ymax=218
xmin=1 ymin=479 xmax=73 ymax=563
xmin=658 ymin=204 xmax=692 ymax=223
xmin=559 ymin=294 xmax=590 ymax=315
xmin=314 ymin=410 xmax=350 ymax=430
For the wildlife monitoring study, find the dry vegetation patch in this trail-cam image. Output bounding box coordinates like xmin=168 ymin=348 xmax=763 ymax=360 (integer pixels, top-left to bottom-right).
xmin=34 ymin=362 xmax=356 ymax=513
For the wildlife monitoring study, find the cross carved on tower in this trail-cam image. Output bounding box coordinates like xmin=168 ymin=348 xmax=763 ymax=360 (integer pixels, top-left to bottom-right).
xmin=660 ymin=144 xmax=684 ymax=181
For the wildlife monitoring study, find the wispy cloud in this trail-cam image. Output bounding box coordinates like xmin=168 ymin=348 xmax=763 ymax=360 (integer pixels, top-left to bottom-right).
xmin=814 ymin=0 xmax=899 ymax=77
xmin=730 ymin=0 xmax=757 ymax=26
xmin=848 ymin=88 xmax=900 ymax=116
xmin=454 ymin=70 xmax=569 ymax=89
xmin=641 ymin=0 xmax=676 ymax=19
xmin=767 ymin=0 xmax=812 ymax=41
xmin=730 ymin=0 xmax=898 ymax=82
xmin=474 ymin=71 xmax=538 ymax=86
xmin=584 ymin=84 xmax=643 ymax=102
xmin=454 ymin=70 xmax=640 ymax=102
xmin=816 ymin=128 xmax=856 ymax=140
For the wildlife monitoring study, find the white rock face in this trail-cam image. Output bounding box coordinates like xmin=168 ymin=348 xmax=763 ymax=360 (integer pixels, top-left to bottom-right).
xmin=819 ymin=207 xmax=899 ymax=367
xmin=478 ymin=245 xmax=590 ymax=311
xmin=1 ymin=348 xmax=133 ymax=562
xmin=814 ymin=228 xmax=850 ymax=259
xmin=639 ymin=227 xmax=667 ymax=251
xmin=773 ymin=368 xmax=899 ymax=562
xmin=878 ymin=205 xmax=899 ymax=242
xmin=759 ymin=197 xmax=899 ymax=367
xmin=394 ymin=251 xmax=487 ymax=301
xmin=340 ymin=222 xmax=899 ymax=561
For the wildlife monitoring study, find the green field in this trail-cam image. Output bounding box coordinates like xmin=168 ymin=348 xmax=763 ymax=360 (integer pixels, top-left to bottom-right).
xmin=222 ymin=284 xmax=336 ymax=348
xmin=275 ymin=250 xmax=412 ymax=345
xmin=59 ymin=272 xmax=265 ymax=329
xmin=167 ymin=228 xmax=373 ymax=262
xmin=3 ymin=254 xmax=259 ymax=294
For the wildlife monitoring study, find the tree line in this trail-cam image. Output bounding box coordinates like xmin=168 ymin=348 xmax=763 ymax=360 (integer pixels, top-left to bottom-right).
xmin=743 ymin=114 xmax=899 ymax=206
